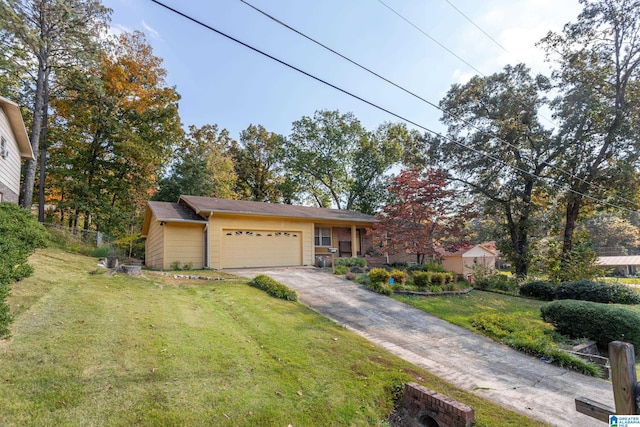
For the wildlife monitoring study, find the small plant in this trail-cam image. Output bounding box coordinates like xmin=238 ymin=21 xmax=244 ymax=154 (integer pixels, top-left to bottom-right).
xmin=345 ymin=272 xmax=357 ymax=281
xmin=334 ymin=265 xmax=349 ymax=275
xmin=248 ymin=274 xmax=298 ymax=301
xmin=170 ymin=260 xmax=182 ymax=270
xmin=429 ymin=285 xmax=443 ymax=293
xmin=412 ymin=271 xmax=431 ymax=289
xmin=182 ymin=261 xmax=193 ymax=270
xmin=389 ymin=269 xmax=408 ymax=285
xmin=368 ymin=268 xmax=390 ymax=284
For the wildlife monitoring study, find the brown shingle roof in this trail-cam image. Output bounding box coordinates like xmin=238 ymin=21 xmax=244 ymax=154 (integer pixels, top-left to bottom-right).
xmin=179 ymin=195 xmax=378 ymax=224
xmin=148 ymin=201 xmax=207 ymax=223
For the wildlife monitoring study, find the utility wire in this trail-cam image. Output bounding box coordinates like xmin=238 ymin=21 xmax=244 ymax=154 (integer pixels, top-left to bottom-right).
xmin=375 ymin=0 xmax=485 ymax=76
xmin=444 ymin=0 xmax=510 ymax=55
xmin=148 ymin=0 xmax=637 ymax=214
xmin=237 ymin=0 xmax=639 ymax=211
xmin=371 ymin=0 xmax=638 ymax=209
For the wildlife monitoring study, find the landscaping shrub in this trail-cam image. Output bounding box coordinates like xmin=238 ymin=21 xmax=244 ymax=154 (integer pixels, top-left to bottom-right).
xmin=389 ymin=269 xmax=407 ymax=285
xmin=519 ymin=281 xmax=556 ymax=301
xmin=540 ymin=300 xmax=640 ymax=352
xmin=345 ymin=272 xmax=357 ymax=281
xmin=248 ymin=274 xmax=298 ymax=301
xmin=0 ymin=203 xmax=48 ymax=338
xmin=366 ymin=281 xmax=392 ymax=295
xmin=334 ymin=265 xmax=349 ymax=275
xmin=388 ymin=262 xmax=408 ymax=269
xmin=429 ymin=285 xmax=443 ymax=293
xmin=422 ymin=260 xmax=447 ymax=272
xmin=430 ymin=272 xmax=454 ymax=285
xmin=412 ymin=271 xmax=431 ymax=289
xmin=335 ymin=257 xmax=367 ymax=268
xmin=368 ymin=268 xmax=390 ymax=284
xmin=471 ymin=311 xmax=600 ymax=376
xmin=170 ymin=260 xmax=182 ymax=270
xmin=554 ymin=280 xmax=640 ymax=304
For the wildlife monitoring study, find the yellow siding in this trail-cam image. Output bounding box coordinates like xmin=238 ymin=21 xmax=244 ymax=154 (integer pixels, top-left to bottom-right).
xmin=145 ymin=214 xmax=164 ymax=269
xmin=164 ymin=223 xmax=205 ymax=270
xmin=209 ymin=214 xmax=314 ymax=269
xmin=442 ymin=256 xmax=464 ymax=275
xmin=0 ymin=108 xmax=22 ymax=202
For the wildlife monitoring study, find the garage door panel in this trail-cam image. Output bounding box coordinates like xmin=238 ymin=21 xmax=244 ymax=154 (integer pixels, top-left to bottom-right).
xmin=222 ymin=229 xmax=302 ymax=268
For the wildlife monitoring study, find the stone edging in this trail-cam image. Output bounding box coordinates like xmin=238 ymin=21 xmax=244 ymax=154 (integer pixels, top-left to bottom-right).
xmin=394 ymin=287 xmax=473 ymax=297
xmin=145 ymin=271 xmax=225 ymax=281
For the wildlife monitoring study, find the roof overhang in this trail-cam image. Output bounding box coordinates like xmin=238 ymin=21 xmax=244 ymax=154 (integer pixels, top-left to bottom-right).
xmin=0 ymin=96 xmax=34 ymax=160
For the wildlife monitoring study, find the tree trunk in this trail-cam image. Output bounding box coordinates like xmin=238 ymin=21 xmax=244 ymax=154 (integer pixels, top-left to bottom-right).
xmin=562 ymin=194 xmax=582 ymax=255
xmin=20 ymin=59 xmax=48 ymax=208
xmin=38 ymin=80 xmax=50 ymax=222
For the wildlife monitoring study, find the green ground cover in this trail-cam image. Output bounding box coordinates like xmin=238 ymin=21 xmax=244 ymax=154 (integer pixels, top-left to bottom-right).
xmin=0 ymin=248 xmax=543 ymax=426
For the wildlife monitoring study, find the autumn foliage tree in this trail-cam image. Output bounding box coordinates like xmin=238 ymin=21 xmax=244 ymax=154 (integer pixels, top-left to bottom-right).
xmin=374 ymin=169 xmax=475 ymax=265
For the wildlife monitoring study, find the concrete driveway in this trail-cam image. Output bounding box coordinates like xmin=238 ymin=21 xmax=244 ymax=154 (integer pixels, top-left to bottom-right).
xmin=230 ymin=266 xmax=614 ymax=426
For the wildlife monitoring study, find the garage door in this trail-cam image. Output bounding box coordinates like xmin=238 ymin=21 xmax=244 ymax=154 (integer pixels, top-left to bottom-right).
xmin=221 ymin=229 xmax=302 ymax=268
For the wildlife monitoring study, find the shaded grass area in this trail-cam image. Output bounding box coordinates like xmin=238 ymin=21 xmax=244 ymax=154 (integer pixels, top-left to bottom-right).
xmin=0 ymin=249 xmax=544 ymax=426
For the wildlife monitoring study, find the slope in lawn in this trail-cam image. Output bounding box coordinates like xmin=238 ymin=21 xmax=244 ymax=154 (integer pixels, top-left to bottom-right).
xmin=0 ymin=248 xmax=543 ymax=426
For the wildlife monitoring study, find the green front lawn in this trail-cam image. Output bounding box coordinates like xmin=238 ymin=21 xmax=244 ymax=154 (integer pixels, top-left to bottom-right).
xmin=0 ymin=248 xmax=543 ymax=426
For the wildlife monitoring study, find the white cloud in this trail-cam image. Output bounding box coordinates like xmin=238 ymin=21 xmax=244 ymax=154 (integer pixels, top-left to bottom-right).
xmin=141 ymin=19 xmax=161 ymax=40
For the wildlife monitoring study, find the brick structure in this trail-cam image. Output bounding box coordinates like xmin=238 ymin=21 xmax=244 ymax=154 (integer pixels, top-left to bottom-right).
xmin=390 ymin=382 xmax=474 ymax=427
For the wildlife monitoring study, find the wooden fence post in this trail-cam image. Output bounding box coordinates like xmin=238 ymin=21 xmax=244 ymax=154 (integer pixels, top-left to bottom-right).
xmin=609 ymin=341 xmax=639 ymax=415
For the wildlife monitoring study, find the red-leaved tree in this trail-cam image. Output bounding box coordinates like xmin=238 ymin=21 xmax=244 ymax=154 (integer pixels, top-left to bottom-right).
xmin=373 ymin=168 xmax=475 ymax=264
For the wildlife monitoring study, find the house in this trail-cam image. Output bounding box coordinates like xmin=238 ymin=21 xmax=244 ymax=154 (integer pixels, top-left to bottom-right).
xmin=141 ymin=196 xmax=378 ymax=270
xmin=0 ymin=96 xmax=34 ymax=204
xmin=435 ymin=242 xmax=498 ymax=278
xmin=597 ymin=256 xmax=640 ymax=277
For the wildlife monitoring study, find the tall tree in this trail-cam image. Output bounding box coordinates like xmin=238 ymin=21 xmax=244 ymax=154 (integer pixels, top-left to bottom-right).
xmin=429 ymin=64 xmax=559 ymax=277
xmin=231 ymin=124 xmax=289 ymax=203
xmin=49 ymin=31 xmax=181 ymax=235
xmin=0 ymin=0 xmax=111 ymax=209
xmin=285 ymin=110 xmax=403 ymax=214
xmin=539 ymin=0 xmax=640 ymax=255
xmin=374 ymin=169 xmax=475 ymax=265
xmin=154 ymin=124 xmax=237 ymax=202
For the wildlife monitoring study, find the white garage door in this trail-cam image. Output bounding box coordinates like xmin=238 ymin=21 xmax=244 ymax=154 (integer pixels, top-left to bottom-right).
xmin=221 ymin=229 xmax=302 ymax=268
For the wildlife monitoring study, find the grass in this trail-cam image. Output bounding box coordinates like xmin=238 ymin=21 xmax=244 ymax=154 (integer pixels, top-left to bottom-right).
xmin=393 ymin=290 xmax=603 ymax=376
xmin=0 ymin=247 xmax=544 ymax=426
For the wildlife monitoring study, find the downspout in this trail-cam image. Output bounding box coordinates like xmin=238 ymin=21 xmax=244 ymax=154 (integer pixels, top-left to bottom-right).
xmin=204 ymin=212 xmax=212 ymax=269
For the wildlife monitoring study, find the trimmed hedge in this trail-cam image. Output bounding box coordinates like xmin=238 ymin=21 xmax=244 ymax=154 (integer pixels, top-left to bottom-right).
xmin=248 ymin=274 xmax=298 ymax=301
xmin=366 ymin=281 xmax=392 ymax=295
xmin=541 ymin=300 xmax=640 ymax=352
xmin=389 ymin=269 xmax=408 ymax=285
xmin=334 ymin=265 xmax=349 ymax=275
xmin=519 ymin=281 xmax=556 ymax=301
xmin=554 ymin=280 xmax=640 ymax=304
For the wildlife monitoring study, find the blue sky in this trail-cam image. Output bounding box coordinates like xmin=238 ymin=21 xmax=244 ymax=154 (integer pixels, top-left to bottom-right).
xmin=102 ymin=0 xmax=582 ymax=140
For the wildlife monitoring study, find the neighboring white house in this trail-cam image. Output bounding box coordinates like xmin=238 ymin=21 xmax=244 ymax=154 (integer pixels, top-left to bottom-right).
xmin=436 ymin=242 xmax=498 ymax=279
xmin=0 ymin=96 xmax=34 ymax=204
xmin=597 ymin=256 xmax=640 ymax=277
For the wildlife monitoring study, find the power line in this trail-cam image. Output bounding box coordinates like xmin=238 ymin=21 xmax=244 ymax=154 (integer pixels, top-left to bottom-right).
xmin=443 ymin=0 xmax=510 ymax=55
xmin=375 ymin=0 xmax=485 ymax=76
xmin=148 ymin=0 xmax=637 ymax=214
xmin=237 ymin=0 xmax=639 ymax=212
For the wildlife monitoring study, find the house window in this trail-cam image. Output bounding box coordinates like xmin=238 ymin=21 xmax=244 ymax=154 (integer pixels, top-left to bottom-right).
xmin=0 ymin=136 xmax=6 ymax=158
xmin=314 ymin=227 xmax=331 ymax=246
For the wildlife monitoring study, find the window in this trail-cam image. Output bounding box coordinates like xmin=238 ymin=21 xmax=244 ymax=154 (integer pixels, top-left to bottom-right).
xmin=0 ymin=136 xmax=6 ymax=158
xmin=314 ymin=227 xmax=331 ymax=246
